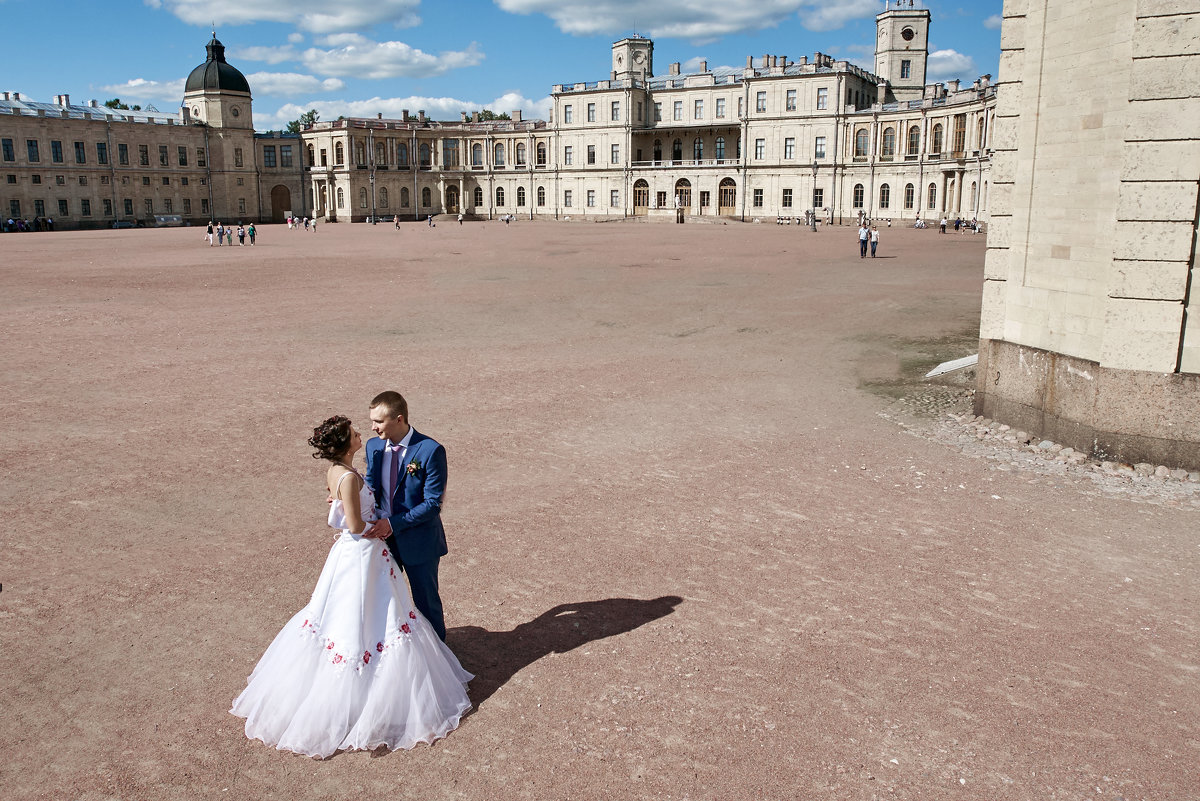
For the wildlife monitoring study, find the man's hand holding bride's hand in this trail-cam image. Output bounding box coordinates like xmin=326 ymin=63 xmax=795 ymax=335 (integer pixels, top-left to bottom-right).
xmin=362 ymin=518 xmax=393 ymax=540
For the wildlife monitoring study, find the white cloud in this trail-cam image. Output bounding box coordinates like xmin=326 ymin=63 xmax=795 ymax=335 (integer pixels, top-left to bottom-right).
xmin=98 ymin=77 xmax=187 ymax=102
xmin=152 ymin=0 xmax=420 ymax=33
xmin=494 ymin=0 xmax=880 ymax=38
xmin=983 ymin=14 xmax=1002 ymax=30
xmin=287 ymin=32 xmax=305 ymax=44
xmin=245 ymin=72 xmax=345 ymax=95
xmin=300 ymin=35 xmax=484 ymax=79
xmin=926 ymin=49 xmax=977 ymax=81
xmin=230 ymin=45 xmax=297 ymax=65
xmin=259 ymin=91 xmax=550 ymax=130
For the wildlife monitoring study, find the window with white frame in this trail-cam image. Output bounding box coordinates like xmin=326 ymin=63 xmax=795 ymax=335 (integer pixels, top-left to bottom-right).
xmin=611 ymin=143 xmax=620 ymax=164
xmin=815 ymin=136 xmax=826 ymax=159
xmin=786 ymin=89 xmax=796 ymax=111
xmin=610 ymin=189 xmax=619 ymax=207
xmin=564 ymin=190 xmax=572 ymax=207
xmin=612 ymin=101 xmax=620 ymax=121
xmin=694 ymin=99 xmax=703 ymax=119
xmin=716 ymin=97 xmax=726 ymax=118
xmin=782 ymin=188 xmax=792 ymax=208
xmin=853 ymin=184 xmax=864 ymax=208
xmin=564 ymin=146 xmax=573 ymax=165
xmin=587 ymin=144 xmax=596 ymax=164
xmin=586 ymin=190 xmax=595 ymax=207
xmin=756 ymin=92 xmax=766 ymax=113
xmin=753 ymin=188 xmax=763 ymax=207
xmin=563 ymin=105 xmax=573 ymax=123
xmin=816 ymin=87 xmax=828 ymax=110
xmin=754 ymin=139 xmax=765 ymax=159
xmin=673 ymin=101 xmax=683 ymax=120
xmin=784 ymin=137 xmax=795 ymax=159
xmin=587 ymin=103 xmax=596 ymax=122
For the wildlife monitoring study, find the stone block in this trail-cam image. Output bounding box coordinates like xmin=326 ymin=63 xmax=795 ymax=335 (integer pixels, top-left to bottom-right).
xmin=1108 ymin=258 xmax=1191 ymax=300
xmin=1001 ymin=20 xmax=1026 ymax=51
xmin=991 ymin=149 xmax=1017 ymax=183
xmin=987 ymin=213 xmax=1013 ymax=248
xmin=980 ymin=279 xmax=1008 ymax=340
xmin=1137 ymin=0 xmax=1200 ymax=18
xmin=998 ymin=51 xmax=1027 ymax=88
xmin=1113 ymin=220 xmax=1197 ymax=261
xmin=1005 ymin=0 xmax=1030 ymax=17
xmin=1120 ymin=140 xmax=1200 ymax=181
xmin=1124 ymin=97 xmax=1200 ymax=140
xmin=984 ymin=245 xmax=1011 ymax=280
xmin=989 ymin=181 xmax=1015 ymax=214
xmin=1099 ymin=297 xmax=1184 ymax=370
xmin=1131 ymin=54 xmax=1200 ymax=99
xmin=1117 ymin=180 xmax=1198 ymax=222
xmin=990 ymin=119 xmax=1020 ymax=151
xmin=1133 ymin=13 xmax=1200 ymax=57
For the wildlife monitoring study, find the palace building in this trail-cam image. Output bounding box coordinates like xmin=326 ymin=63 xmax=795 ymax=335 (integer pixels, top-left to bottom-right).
xmin=2 ymin=1 xmax=994 ymax=229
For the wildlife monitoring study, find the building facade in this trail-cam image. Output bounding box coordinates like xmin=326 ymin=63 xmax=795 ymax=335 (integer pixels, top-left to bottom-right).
xmin=2 ymin=3 xmax=993 ymax=228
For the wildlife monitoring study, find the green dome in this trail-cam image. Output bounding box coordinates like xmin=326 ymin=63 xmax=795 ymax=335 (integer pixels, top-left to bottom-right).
xmin=185 ymin=35 xmax=250 ymax=95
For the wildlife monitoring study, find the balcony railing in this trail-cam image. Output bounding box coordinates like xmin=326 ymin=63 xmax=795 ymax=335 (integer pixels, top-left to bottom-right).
xmin=631 ymin=158 xmax=742 ymax=168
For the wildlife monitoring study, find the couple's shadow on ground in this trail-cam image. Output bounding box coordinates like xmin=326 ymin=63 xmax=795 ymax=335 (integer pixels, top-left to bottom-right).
xmin=448 ymin=595 xmax=684 ymax=707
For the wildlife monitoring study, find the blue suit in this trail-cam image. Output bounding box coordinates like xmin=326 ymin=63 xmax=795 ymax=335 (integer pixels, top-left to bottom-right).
xmin=365 ymin=429 xmax=449 ymax=640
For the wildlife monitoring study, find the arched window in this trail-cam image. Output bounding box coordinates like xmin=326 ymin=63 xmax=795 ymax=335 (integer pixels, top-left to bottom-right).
xmin=494 ymin=143 xmax=505 ymax=166
xmin=471 ymin=143 xmax=483 ymax=167
xmin=931 ymin=124 xmax=943 ymax=155
xmin=401 ymin=187 xmax=410 ymax=207
xmin=653 ymin=139 xmax=662 ymax=163
xmin=977 ymin=117 xmax=985 ymax=149
xmin=971 ymin=181 xmax=978 ymax=208
xmin=715 ymin=137 xmax=726 ymax=162
xmin=879 ymin=183 xmax=890 ymax=209
xmin=336 ymin=187 xmax=345 ymax=208
xmin=473 ymin=186 xmax=483 ymax=206
xmin=419 ymin=144 xmax=431 ymax=167
xmin=380 ymin=187 xmax=389 ymax=207
xmin=516 ymin=143 xmax=526 ymax=166
xmin=536 ymin=185 xmax=546 ymax=206
xmin=517 ymin=186 xmax=526 ymax=206
xmin=359 ymin=188 xmax=368 ymax=208
xmin=854 ymin=129 xmax=869 ymax=158
xmin=904 ymin=183 xmax=915 ymax=209
xmin=536 ymin=142 xmax=547 ymax=166
xmin=908 ymin=125 xmax=920 ymax=156
xmin=881 ymin=127 xmax=895 ymax=158
xmin=496 ymin=186 xmax=505 ymax=206
xmin=693 ymin=137 xmax=703 ymax=161
xmin=376 ymin=142 xmax=386 ymax=166
xmin=335 ymin=142 xmax=345 ymax=165
xmin=307 ymin=144 xmax=315 ymax=165
xmin=421 ymin=187 xmax=431 ymax=207
xmin=397 ymin=143 xmax=408 ymax=166
xmin=672 ymin=139 xmax=683 ymax=162
xmin=853 ymin=183 xmax=864 ymax=208
xmin=927 ymin=183 xmax=937 ymax=209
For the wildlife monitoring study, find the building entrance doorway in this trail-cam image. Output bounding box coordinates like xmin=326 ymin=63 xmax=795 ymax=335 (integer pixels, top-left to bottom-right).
xmin=718 ymin=178 xmax=737 ymax=216
xmin=445 ymin=185 xmax=460 ymax=214
xmin=674 ymin=179 xmax=692 ymax=212
xmin=270 ymin=185 xmax=291 ymax=223
xmin=633 ymin=179 xmax=649 ymax=215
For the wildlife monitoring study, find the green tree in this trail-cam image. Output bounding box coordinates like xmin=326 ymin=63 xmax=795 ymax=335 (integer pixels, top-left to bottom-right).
xmin=476 ymin=109 xmax=512 ymax=121
xmin=285 ymin=109 xmax=320 ymax=134
xmin=103 ymin=98 xmax=142 ymax=111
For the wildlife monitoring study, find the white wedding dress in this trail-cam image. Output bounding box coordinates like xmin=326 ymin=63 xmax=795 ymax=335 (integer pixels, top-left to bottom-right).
xmin=231 ymin=471 xmax=473 ymax=758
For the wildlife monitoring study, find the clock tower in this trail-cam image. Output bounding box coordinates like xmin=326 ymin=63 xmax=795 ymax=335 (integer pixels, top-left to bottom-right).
xmin=612 ymin=36 xmax=653 ymax=82
xmin=874 ymin=0 xmax=930 ymax=102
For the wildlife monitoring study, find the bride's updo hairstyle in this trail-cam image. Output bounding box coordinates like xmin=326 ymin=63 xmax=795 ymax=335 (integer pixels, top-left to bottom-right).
xmin=309 ymin=415 xmax=353 ymax=461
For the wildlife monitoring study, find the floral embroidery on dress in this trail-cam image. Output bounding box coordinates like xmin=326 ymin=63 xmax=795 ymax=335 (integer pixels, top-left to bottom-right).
xmin=400 ymin=623 xmax=411 ymax=634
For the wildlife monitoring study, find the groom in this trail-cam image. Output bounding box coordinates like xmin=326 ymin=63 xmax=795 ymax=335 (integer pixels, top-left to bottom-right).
xmin=363 ymin=390 xmax=449 ymax=641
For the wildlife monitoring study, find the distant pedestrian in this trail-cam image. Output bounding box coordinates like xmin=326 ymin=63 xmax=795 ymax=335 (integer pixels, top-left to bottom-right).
xmin=47 ymin=217 xmax=54 ymax=231
xmin=394 ymin=215 xmax=400 ymax=230
xmin=457 ymin=212 xmax=463 ymax=226
xmin=939 ymin=216 xmax=947 ymax=234
xmin=870 ymin=225 xmax=879 ymax=257
xmin=427 ymin=214 xmax=433 ymax=227
xmin=206 ymin=221 xmax=215 ymax=246
xmin=248 ymin=223 xmax=256 ymax=245
xmin=858 ymin=224 xmax=870 ymax=258
xmin=237 ymin=224 xmax=245 ymax=246
xmin=227 ymin=228 xmax=234 ymax=246
xmin=311 ymin=218 xmax=317 ymax=233
xmin=216 ymin=222 xmax=225 ymax=245
xmin=303 ymin=217 xmax=310 ymax=231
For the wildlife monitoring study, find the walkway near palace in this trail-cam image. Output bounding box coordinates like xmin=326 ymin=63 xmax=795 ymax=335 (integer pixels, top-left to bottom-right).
xmin=1 ymin=220 xmax=1195 ymax=800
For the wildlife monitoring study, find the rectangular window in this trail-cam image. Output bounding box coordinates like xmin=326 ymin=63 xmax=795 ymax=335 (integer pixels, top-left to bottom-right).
xmin=563 ymin=190 xmax=572 ymax=207
xmin=673 ymin=101 xmax=683 ymax=121
xmin=100 ymin=175 xmax=109 ymax=184
xmin=142 ymin=176 xmax=150 ymax=186
xmin=3 ymin=138 xmax=16 ymax=161
xmin=815 ymin=136 xmax=826 ymax=159
xmin=59 ymin=199 xmax=69 ymax=216
xmin=123 ymin=198 xmax=133 ymax=216
xmin=586 ymin=190 xmax=595 ymax=207
xmin=813 ymin=188 xmax=824 ymax=208
xmin=786 ymin=89 xmax=796 ymax=111
xmin=80 ymin=199 xmax=91 ymax=216
xmin=563 ymin=105 xmax=573 ymax=123
xmin=694 ymin=99 xmax=703 ymax=119
xmin=587 ymin=103 xmax=595 ymax=122
xmin=181 ymin=177 xmax=189 ymax=186
xmin=56 ymin=174 xmax=65 ymax=185
xmin=139 ymin=144 xmax=149 ymax=166
xmin=738 ymin=96 xmax=744 ymax=117
xmin=26 ymin=140 xmax=40 ymax=162
xmin=611 ymin=143 xmax=620 ymax=164
xmin=234 ymin=147 xmax=243 ymax=168
xmin=238 ymin=198 xmax=246 ymax=214
xmin=9 ymin=199 xmax=19 ymax=217
xmin=637 ymin=101 xmax=643 ymax=121
xmin=755 ymin=139 xmax=765 ymax=159
xmin=79 ymin=175 xmax=87 ymax=186
xmin=716 ymin=98 xmax=726 ymax=118
xmin=197 ymin=148 xmax=206 ymax=167
xmin=816 ymin=87 xmax=828 ymax=110
xmin=178 ymin=146 xmax=188 ymax=166
xmin=49 ymin=140 xmax=64 ymax=163
xmin=587 ymin=145 xmax=595 ymax=165
xmin=610 ymin=189 xmax=619 ymax=207
xmin=183 ymin=198 xmax=191 ymax=214
xmin=784 ymin=138 xmax=795 ymax=159
xmin=162 ymin=177 xmax=170 ymax=186
xmin=564 ymin=146 xmax=573 ymax=165
xmin=96 ymin=142 xmax=108 ymax=165
xmin=34 ymin=199 xmax=45 ymax=216
xmin=145 ymin=199 xmax=154 ymax=215
xmin=236 ymin=176 xmax=243 ymax=186
xmin=201 ymin=198 xmax=209 ymax=214
xmin=159 ymin=145 xmax=168 ymax=166
xmin=164 ymin=198 xmax=172 ymax=213
xmin=656 ymin=191 xmax=667 ymax=208
xmin=782 ymin=189 xmax=793 ymax=208
xmin=901 ymin=59 xmax=911 ymax=79
xmin=280 ymin=145 xmax=292 ymax=167
xmin=118 ymin=143 xmax=128 ymax=165
xmin=753 ymin=188 xmax=764 ymax=207
xmin=654 ymin=102 xmax=662 ymax=121
xmin=263 ymin=146 xmax=276 ymax=168
xmin=611 ymin=101 xmax=620 ymax=121
xmin=756 ymin=92 xmax=766 ymax=113
xmin=5 ymin=174 xmax=14 ymax=183
xmin=32 ymin=174 xmax=41 ymax=184
xmin=75 ymin=141 xmax=86 ymax=164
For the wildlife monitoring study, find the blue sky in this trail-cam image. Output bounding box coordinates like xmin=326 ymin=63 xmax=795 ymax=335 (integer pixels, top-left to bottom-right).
xmin=2 ymin=0 xmax=1002 ymax=131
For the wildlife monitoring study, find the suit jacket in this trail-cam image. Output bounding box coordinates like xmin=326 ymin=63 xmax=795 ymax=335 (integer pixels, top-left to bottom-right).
xmin=364 ymin=428 xmax=448 ymax=565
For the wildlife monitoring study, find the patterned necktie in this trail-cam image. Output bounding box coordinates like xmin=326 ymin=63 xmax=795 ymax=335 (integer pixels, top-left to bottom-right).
xmin=388 ymin=442 xmax=401 ymax=499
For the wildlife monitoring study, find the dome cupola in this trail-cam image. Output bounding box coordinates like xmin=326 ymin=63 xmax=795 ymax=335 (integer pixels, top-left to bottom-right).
xmin=185 ymin=34 xmax=251 ymax=95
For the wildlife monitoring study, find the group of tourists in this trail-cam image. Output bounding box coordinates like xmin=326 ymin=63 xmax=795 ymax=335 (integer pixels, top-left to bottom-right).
xmin=286 ymin=215 xmax=316 ymax=232
xmin=205 ymin=221 xmax=256 ymax=247
xmin=3 ymin=216 xmax=53 ymax=232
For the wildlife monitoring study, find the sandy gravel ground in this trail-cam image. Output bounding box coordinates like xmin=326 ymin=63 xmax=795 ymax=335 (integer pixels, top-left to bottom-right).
xmin=1 ymin=219 xmax=1196 ymax=800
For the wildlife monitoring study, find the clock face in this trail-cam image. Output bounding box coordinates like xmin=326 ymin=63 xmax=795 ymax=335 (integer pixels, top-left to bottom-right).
xmin=231 ymin=106 xmax=240 ymax=117
xmin=901 ymin=27 xmax=915 ymax=41
xmin=633 ymin=50 xmax=644 ymax=63
xmin=192 ymin=106 xmax=200 ymax=116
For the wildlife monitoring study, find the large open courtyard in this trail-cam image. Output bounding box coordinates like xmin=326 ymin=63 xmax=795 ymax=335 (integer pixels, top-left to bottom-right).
xmin=1 ymin=220 xmax=1196 ymax=799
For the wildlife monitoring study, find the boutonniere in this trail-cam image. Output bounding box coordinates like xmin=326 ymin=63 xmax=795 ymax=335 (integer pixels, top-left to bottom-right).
xmin=405 ymin=459 xmax=422 ymax=476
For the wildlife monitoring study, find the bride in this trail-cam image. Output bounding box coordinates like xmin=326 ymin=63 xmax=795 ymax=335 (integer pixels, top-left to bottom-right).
xmin=231 ymin=415 xmax=473 ymax=758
